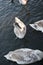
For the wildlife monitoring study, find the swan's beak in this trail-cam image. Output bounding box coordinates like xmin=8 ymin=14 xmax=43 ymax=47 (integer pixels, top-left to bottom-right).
xmin=4 ymin=54 xmax=10 ymax=60
xmin=29 ymin=24 xmax=35 ymax=29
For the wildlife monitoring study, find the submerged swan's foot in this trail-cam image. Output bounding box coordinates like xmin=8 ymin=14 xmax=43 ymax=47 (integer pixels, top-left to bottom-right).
xmin=26 ymin=12 xmax=30 ymax=16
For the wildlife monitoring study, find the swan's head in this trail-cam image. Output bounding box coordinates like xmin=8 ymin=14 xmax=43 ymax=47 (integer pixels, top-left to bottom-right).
xmin=4 ymin=51 xmax=18 ymax=62
xmin=29 ymin=24 xmax=38 ymax=30
xmin=29 ymin=20 xmax=43 ymax=32
xmin=13 ymin=17 xmax=26 ymax=39
xmin=4 ymin=51 xmax=13 ymax=60
xmin=19 ymin=0 xmax=28 ymax=5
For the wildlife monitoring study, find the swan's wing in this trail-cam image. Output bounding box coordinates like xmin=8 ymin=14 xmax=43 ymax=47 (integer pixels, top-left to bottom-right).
xmin=4 ymin=48 xmax=43 ymax=64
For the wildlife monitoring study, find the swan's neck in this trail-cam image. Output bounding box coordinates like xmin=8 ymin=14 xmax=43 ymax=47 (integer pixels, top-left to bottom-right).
xmin=14 ymin=22 xmax=25 ymax=32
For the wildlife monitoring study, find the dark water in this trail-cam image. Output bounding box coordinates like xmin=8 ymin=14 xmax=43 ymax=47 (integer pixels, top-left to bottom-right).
xmin=0 ymin=0 xmax=43 ymax=65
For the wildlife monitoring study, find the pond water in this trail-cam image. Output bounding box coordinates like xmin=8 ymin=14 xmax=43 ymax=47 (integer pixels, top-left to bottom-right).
xmin=0 ymin=0 xmax=43 ymax=65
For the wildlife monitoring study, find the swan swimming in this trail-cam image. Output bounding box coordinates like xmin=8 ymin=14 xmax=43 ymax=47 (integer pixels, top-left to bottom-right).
xmin=11 ymin=0 xmax=28 ymax=5
xmin=13 ymin=17 xmax=26 ymax=39
xmin=29 ymin=20 xmax=43 ymax=32
xmin=19 ymin=0 xmax=28 ymax=5
xmin=4 ymin=48 xmax=43 ymax=64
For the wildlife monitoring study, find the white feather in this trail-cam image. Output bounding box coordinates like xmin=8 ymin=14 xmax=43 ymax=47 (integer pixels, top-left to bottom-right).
xmin=4 ymin=48 xmax=43 ymax=64
xmin=13 ymin=17 xmax=26 ymax=39
xmin=19 ymin=0 xmax=28 ymax=5
xmin=29 ymin=20 xmax=43 ymax=32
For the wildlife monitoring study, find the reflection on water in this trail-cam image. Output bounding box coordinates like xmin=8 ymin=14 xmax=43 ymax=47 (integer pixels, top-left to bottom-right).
xmin=0 ymin=0 xmax=43 ymax=65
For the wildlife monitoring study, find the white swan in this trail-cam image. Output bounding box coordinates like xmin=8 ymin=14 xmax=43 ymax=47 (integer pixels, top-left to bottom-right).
xmin=19 ymin=0 xmax=28 ymax=5
xmin=4 ymin=48 xmax=43 ymax=64
xmin=29 ymin=20 xmax=43 ymax=32
xmin=13 ymin=17 xmax=26 ymax=39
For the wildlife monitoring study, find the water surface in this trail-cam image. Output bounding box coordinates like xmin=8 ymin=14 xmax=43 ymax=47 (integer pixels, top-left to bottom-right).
xmin=0 ymin=0 xmax=43 ymax=65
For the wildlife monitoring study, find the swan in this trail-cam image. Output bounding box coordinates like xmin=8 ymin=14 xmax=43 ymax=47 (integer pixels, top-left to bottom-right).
xmin=11 ymin=0 xmax=28 ymax=5
xmin=29 ymin=20 xmax=43 ymax=32
xmin=19 ymin=0 xmax=28 ymax=5
xmin=4 ymin=48 xmax=43 ymax=64
xmin=13 ymin=17 xmax=26 ymax=39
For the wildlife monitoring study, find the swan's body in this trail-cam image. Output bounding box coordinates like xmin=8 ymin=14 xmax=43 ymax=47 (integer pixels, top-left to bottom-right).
xmin=11 ymin=0 xmax=28 ymax=5
xmin=29 ymin=20 xmax=43 ymax=32
xmin=13 ymin=17 xmax=26 ymax=39
xmin=4 ymin=48 xmax=43 ymax=64
xmin=19 ymin=0 xmax=28 ymax=5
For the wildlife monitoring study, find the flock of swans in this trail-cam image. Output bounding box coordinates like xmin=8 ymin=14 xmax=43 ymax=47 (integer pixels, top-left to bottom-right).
xmin=4 ymin=0 xmax=43 ymax=64
xmin=13 ymin=17 xmax=43 ymax=39
xmin=11 ymin=0 xmax=43 ymax=39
